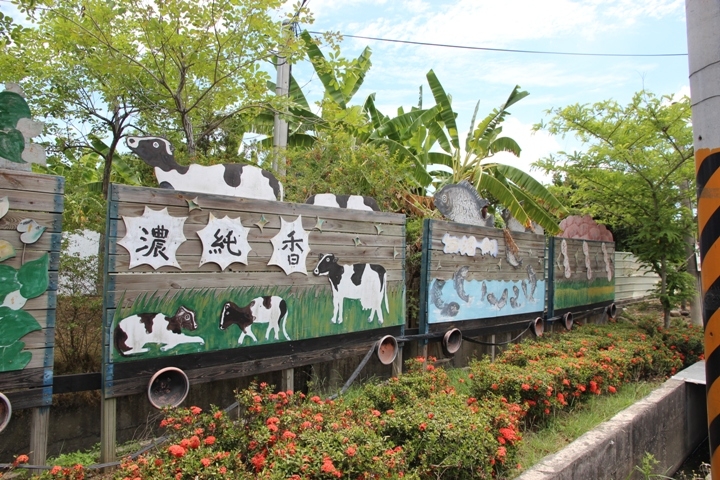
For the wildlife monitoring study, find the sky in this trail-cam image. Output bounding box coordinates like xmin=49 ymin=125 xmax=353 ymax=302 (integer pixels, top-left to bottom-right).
xmin=288 ymin=0 xmax=691 ymax=183
xmin=0 ymin=0 xmax=691 ymax=184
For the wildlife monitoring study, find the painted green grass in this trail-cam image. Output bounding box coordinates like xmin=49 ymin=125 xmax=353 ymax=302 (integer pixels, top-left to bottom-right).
xmin=111 ymin=284 xmax=405 ymax=363
xmin=554 ymin=277 xmax=615 ymax=309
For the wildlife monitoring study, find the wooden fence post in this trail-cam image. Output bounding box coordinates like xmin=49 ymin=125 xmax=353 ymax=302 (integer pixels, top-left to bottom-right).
xmin=29 ymin=406 xmax=49 ymax=468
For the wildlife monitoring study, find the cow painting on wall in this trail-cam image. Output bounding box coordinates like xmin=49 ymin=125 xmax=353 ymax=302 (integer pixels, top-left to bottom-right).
xmin=313 ymin=253 xmax=389 ymax=325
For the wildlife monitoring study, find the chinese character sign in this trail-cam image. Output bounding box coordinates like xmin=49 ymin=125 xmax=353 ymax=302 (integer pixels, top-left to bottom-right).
xmin=196 ymin=213 xmax=251 ymax=270
xmin=268 ymin=216 xmax=310 ymax=275
xmin=118 ymin=207 xmax=187 ymax=270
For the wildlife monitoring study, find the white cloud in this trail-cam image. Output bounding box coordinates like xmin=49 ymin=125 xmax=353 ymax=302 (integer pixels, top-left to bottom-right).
xmin=489 ymin=117 xmax=563 ymax=185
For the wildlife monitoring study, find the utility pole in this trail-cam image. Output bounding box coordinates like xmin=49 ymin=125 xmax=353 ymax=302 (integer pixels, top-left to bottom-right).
xmin=272 ymin=21 xmax=291 ymax=177
xmin=685 ymin=1 xmax=720 ymax=477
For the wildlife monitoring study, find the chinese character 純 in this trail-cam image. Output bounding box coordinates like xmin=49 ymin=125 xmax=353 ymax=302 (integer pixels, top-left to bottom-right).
xmin=210 ymin=229 xmax=241 ymax=256
xmin=135 ymin=225 xmax=169 ymax=260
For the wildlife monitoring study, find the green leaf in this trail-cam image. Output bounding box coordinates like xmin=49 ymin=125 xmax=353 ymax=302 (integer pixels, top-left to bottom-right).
xmin=18 ymin=253 xmax=49 ymax=299
xmin=426 ymin=70 xmax=459 ymax=149
xmin=508 ymin=185 xmax=562 ymax=235
xmin=0 ymin=341 xmax=32 ymax=372
xmin=301 ymin=30 xmax=346 ymax=109
xmin=0 ymin=265 xmax=20 ymax=302
xmin=0 ymin=307 xmax=41 ymax=345
xmin=492 ymin=164 xmax=568 ymax=214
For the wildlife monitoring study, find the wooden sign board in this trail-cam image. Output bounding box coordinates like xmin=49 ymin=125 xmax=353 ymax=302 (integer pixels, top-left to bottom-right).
xmin=549 ymin=237 xmax=615 ymax=315
xmin=102 ymin=184 xmax=406 ymax=398
xmin=0 ymin=170 xmax=63 ymax=410
xmin=419 ymin=219 xmax=546 ymax=335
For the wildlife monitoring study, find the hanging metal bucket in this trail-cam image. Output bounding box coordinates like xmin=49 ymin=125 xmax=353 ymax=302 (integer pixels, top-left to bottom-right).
xmin=0 ymin=393 xmax=11 ymax=433
xmin=563 ymin=312 xmax=574 ymax=331
xmin=606 ymin=303 xmax=617 ymax=319
xmin=442 ymin=328 xmax=463 ymax=356
xmin=147 ymin=367 xmax=190 ymax=409
xmin=376 ymin=335 xmax=399 ymax=365
xmin=531 ymin=317 xmax=544 ymax=337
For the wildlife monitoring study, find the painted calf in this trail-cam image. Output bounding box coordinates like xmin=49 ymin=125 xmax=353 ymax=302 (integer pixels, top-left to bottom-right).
xmin=313 ymin=253 xmax=388 ymax=324
xmin=126 ymin=136 xmax=283 ymax=201
xmin=306 ymin=194 xmax=380 ymax=212
xmin=114 ymin=306 xmax=204 ymax=356
xmin=219 ymin=296 xmax=290 ymax=344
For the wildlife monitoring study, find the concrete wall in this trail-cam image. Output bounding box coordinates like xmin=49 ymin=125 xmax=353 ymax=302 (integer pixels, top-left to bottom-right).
xmin=516 ymin=379 xmax=707 ymax=480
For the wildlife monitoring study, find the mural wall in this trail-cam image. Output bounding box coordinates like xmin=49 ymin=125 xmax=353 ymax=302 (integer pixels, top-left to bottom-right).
xmin=0 ymin=171 xmax=63 ymax=409
xmin=420 ymin=219 xmax=546 ymax=331
xmin=550 ymin=237 xmax=615 ymax=311
xmin=102 ymin=184 xmax=406 ymax=397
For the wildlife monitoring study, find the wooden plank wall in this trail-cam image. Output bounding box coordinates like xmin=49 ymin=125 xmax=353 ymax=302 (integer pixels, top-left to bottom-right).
xmin=102 ymin=184 xmax=406 ymax=398
xmin=419 ymin=219 xmax=546 ymax=335
xmin=0 ymin=170 xmax=63 ymax=409
xmin=551 ymin=237 xmax=616 ymax=313
xmin=615 ymin=251 xmax=659 ymax=301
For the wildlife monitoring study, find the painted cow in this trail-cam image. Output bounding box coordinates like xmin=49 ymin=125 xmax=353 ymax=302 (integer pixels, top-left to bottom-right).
xmin=126 ymin=136 xmax=283 ymax=201
xmin=219 ymin=296 xmax=289 ymax=344
xmin=306 ymin=194 xmax=380 ymax=212
xmin=313 ymin=253 xmax=388 ymax=324
xmin=114 ymin=306 xmax=204 ymax=356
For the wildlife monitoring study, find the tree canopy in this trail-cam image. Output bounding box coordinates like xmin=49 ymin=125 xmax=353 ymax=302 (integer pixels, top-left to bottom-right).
xmin=534 ymin=91 xmax=696 ymax=324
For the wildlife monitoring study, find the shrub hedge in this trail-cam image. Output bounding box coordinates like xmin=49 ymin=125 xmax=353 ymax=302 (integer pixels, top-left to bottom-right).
xmin=9 ymin=312 xmax=702 ymax=480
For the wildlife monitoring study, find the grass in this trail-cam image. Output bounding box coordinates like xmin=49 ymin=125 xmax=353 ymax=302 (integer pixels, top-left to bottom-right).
xmin=110 ymin=283 xmax=405 ymax=362
xmin=510 ymin=380 xmax=662 ymax=478
xmin=554 ymin=277 xmax=615 ymax=309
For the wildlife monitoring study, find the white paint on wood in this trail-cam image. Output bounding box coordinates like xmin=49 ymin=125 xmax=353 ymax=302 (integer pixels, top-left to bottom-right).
xmin=268 ymin=216 xmax=310 ymax=275
xmin=118 ymin=207 xmax=187 ymax=270
xmin=196 ymin=213 xmax=251 ymax=270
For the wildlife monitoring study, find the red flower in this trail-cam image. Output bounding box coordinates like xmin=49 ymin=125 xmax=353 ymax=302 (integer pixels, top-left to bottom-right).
xmin=282 ymin=430 xmax=296 ymax=440
xmin=250 ymin=452 xmax=266 ymax=472
xmin=190 ymin=406 xmax=202 ymax=415
xmin=608 ymin=386 xmax=617 ymax=394
xmin=346 ymin=446 xmax=357 ymax=456
xmin=321 ymin=457 xmax=337 ymax=473
xmin=188 ymin=436 xmax=201 ymax=449
xmin=521 ymin=383 xmax=530 ymax=391
xmin=204 ymin=436 xmax=216 ymax=446
xmin=168 ymin=445 xmax=186 ymax=458
xmin=214 ymin=411 xmax=223 ymax=419
xmin=219 ymin=466 xmax=227 ymax=474
xmin=201 ymin=457 xmax=211 ymax=467
xmin=419 ymin=422 xmax=427 ymax=431
xmin=253 ymin=395 xmax=262 ymax=403
xmin=13 ymin=454 xmax=29 ymax=466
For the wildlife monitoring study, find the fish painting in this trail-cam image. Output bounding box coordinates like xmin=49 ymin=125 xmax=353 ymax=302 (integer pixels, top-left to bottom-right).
xmin=431 ymin=279 xmax=446 ymax=309
xmin=527 ymin=265 xmax=537 ymax=301
xmin=510 ymin=285 xmax=521 ymax=309
xmin=487 ymin=289 xmax=508 ymax=310
xmin=453 ymin=266 xmax=470 ymax=303
xmin=434 ymin=180 xmax=494 ymax=227
xmin=441 ymin=302 xmax=460 ymax=317
xmin=521 ymin=279 xmax=528 ymax=298
xmin=480 ymin=281 xmax=487 ymax=303
xmin=505 ymin=248 xmax=523 ymax=269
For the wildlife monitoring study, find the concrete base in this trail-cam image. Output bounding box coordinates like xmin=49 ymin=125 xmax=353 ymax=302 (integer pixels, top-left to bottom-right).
xmin=517 ymin=378 xmax=707 ymax=480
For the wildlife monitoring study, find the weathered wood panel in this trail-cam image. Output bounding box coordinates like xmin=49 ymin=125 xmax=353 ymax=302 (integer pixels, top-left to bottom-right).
xmin=103 ymin=184 xmax=406 ymax=398
xmin=614 ymin=251 xmax=659 ymax=301
xmin=0 ymin=170 xmax=63 ymax=409
xmin=419 ymin=219 xmax=546 ymax=333
xmin=550 ymin=237 xmax=615 ymax=312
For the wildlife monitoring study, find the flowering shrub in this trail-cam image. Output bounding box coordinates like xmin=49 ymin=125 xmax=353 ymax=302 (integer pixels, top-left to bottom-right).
xmin=16 ymin=308 xmax=701 ymax=480
xmin=468 ymin=317 xmax=702 ymax=426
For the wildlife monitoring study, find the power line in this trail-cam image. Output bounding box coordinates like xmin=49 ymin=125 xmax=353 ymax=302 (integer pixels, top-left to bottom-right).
xmin=307 ymin=30 xmax=688 ymax=58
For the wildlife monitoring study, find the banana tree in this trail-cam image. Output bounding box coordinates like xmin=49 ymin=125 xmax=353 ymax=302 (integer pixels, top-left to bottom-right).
xmin=424 ymin=70 xmax=567 ymax=234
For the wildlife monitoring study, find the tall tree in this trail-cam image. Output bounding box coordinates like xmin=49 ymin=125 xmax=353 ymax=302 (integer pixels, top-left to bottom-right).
xmin=535 ymin=91 xmax=696 ymax=326
xmin=424 ymin=71 xmax=567 ymax=234
xmin=3 ymin=0 xmax=310 ymax=195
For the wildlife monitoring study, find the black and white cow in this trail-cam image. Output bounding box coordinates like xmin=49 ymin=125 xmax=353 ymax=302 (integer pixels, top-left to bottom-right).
xmin=306 ymin=194 xmax=380 ymax=212
xmin=114 ymin=306 xmax=204 ymax=356
xmin=219 ymin=296 xmax=289 ymax=344
xmin=313 ymin=253 xmax=388 ymax=324
xmin=126 ymin=136 xmax=283 ymax=201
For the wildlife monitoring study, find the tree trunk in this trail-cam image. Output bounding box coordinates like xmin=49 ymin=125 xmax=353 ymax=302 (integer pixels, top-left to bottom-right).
xmin=661 ymin=256 xmax=671 ymax=328
xmin=681 ymin=180 xmax=703 ymax=325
